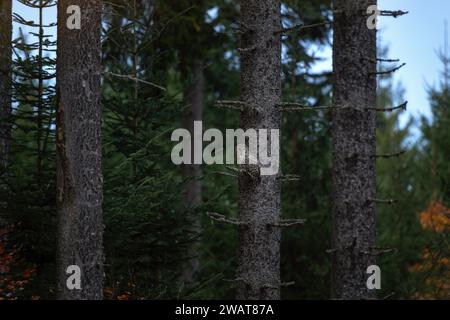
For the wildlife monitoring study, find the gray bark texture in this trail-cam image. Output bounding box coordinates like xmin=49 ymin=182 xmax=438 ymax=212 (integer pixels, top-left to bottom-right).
xmin=331 ymin=0 xmax=378 ymax=299
xmin=56 ymin=0 xmax=104 ymax=300
xmin=181 ymin=60 xmax=204 ymax=283
xmin=237 ymin=0 xmax=282 ymax=300
xmin=0 ymin=0 xmax=12 ymax=170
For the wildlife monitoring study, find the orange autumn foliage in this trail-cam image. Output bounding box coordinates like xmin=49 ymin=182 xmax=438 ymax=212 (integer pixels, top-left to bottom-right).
xmin=409 ymin=201 xmax=450 ymax=299
xmin=419 ymin=201 xmax=450 ymax=232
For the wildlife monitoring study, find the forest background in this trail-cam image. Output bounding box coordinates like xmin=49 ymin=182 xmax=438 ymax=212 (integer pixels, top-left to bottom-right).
xmin=0 ymin=0 xmax=449 ymax=300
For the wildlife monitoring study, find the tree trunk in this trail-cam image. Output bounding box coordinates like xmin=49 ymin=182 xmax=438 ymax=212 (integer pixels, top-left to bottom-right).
xmin=181 ymin=60 xmax=204 ymax=283
xmin=331 ymin=0 xmax=378 ymax=299
xmin=0 ymin=0 xmax=12 ymax=171
xmin=56 ymin=0 xmax=104 ymax=300
xmin=237 ymin=0 xmax=282 ymax=300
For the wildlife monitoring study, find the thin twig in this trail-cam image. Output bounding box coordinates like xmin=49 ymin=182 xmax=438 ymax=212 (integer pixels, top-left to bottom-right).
xmin=105 ymin=72 xmax=166 ymax=91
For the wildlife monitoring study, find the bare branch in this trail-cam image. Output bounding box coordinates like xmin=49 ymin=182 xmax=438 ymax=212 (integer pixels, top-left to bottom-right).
xmin=237 ymin=44 xmax=259 ymax=53
xmin=379 ymin=10 xmax=409 ymax=18
xmin=281 ymin=281 xmax=295 ymax=287
xmin=280 ymin=101 xmax=407 ymax=113
xmin=327 ymin=247 xmax=394 ymax=256
xmin=278 ymin=102 xmax=334 ymax=112
xmin=377 ymin=58 xmax=400 ymax=63
xmin=274 ymin=21 xmax=330 ymax=35
xmin=223 ymin=277 xmax=247 ymax=286
xmin=226 ymin=166 xmax=259 ymax=180
xmin=263 ymin=281 xmax=295 ymax=289
xmin=376 ymin=247 xmax=395 ymax=255
xmin=223 ymin=277 xmax=245 ymax=283
xmin=207 ymin=212 xmax=248 ymax=226
xmin=104 ymin=72 xmax=166 ymax=91
xmin=279 ymin=174 xmax=301 ymax=182
xmin=371 ymin=101 xmax=408 ymax=112
xmin=271 ymin=218 xmax=306 ymax=228
xmin=362 ymin=247 xmax=395 ymax=256
xmin=373 ymin=150 xmax=407 ymax=159
xmin=224 ymin=277 xmax=294 ymax=290
xmin=383 ymin=292 xmax=396 ymax=300
xmin=369 ymin=198 xmax=399 ymax=205
xmin=215 ymin=100 xmax=253 ymax=111
xmin=371 ymin=63 xmax=406 ymax=75
xmin=211 ymin=171 xmax=238 ymax=178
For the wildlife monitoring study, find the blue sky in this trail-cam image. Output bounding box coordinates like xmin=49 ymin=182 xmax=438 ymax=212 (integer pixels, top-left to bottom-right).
xmin=13 ymin=0 xmax=450 ymax=133
xmin=379 ymin=0 xmax=449 ymax=129
xmin=312 ymin=0 xmax=450 ymax=131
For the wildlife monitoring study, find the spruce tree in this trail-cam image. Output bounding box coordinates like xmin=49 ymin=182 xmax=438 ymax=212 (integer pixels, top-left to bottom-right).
xmin=56 ymin=0 xmax=104 ymax=300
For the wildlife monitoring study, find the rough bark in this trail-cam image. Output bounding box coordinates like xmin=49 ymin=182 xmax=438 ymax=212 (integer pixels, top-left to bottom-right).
xmin=0 ymin=0 xmax=12 ymax=171
xmin=37 ymin=1 xmax=44 ymax=181
xmin=56 ymin=0 xmax=104 ymax=300
xmin=331 ymin=0 xmax=378 ymax=299
xmin=237 ymin=0 xmax=282 ymax=300
xmin=181 ymin=60 xmax=204 ymax=283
